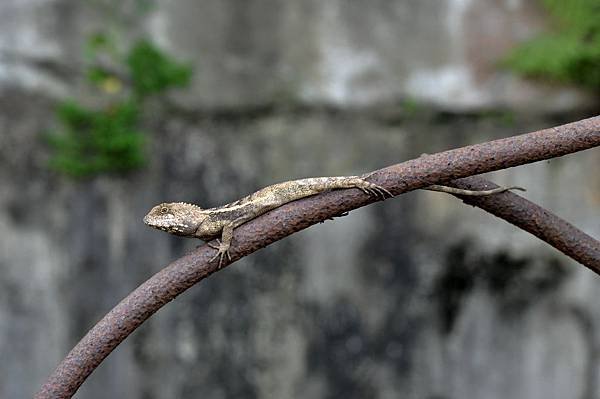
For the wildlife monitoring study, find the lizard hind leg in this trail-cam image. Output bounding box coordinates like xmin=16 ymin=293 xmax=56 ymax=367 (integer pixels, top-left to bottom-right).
xmin=351 ymin=177 xmax=394 ymax=200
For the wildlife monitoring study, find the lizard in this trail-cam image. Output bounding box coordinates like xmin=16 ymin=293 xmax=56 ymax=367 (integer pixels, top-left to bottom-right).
xmin=143 ymin=175 xmax=524 ymax=268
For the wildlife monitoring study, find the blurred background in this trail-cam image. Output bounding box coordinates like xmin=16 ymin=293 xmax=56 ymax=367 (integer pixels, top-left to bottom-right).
xmin=1 ymin=0 xmax=599 ymax=398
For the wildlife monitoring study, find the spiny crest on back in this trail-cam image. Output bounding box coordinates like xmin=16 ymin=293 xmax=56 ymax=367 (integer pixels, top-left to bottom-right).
xmin=175 ymin=201 xmax=203 ymax=209
xmin=222 ymin=198 xmax=245 ymax=208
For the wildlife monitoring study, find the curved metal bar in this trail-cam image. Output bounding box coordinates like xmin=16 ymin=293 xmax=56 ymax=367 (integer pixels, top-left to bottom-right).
xmin=36 ymin=116 xmax=600 ymax=398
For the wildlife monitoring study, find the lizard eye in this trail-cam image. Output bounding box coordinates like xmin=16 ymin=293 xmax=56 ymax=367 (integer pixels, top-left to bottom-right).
xmin=160 ymin=206 xmax=169 ymax=214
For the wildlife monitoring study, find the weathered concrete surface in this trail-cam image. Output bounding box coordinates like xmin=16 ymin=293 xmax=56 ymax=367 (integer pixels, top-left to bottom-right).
xmin=1 ymin=0 xmax=596 ymax=111
xmin=148 ymin=0 xmax=595 ymax=111
xmin=0 ymin=1 xmax=599 ymax=398
xmin=2 ymin=96 xmax=598 ymax=398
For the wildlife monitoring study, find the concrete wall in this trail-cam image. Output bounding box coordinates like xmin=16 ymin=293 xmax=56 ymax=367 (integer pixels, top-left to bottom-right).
xmin=0 ymin=1 xmax=599 ymax=398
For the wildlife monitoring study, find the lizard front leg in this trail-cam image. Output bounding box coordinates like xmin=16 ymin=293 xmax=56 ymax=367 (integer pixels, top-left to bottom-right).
xmin=208 ymin=216 xmax=253 ymax=268
xmin=208 ymin=223 xmax=234 ymax=268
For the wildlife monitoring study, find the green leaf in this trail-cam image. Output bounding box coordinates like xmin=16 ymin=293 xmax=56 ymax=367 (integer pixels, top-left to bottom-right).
xmin=47 ymin=100 xmax=146 ymax=178
xmin=504 ymin=0 xmax=600 ymax=90
xmin=127 ymin=40 xmax=192 ymax=97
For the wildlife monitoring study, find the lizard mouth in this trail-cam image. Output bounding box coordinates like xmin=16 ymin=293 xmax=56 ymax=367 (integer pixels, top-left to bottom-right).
xmin=142 ymin=215 xmax=165 ymax=230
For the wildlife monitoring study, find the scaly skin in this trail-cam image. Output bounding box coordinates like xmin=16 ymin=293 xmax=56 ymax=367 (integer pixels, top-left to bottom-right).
xmin=143 ymin=175 xmax=524 ymax=267
xmin=143 ymin=176 xmax=392 ymax=267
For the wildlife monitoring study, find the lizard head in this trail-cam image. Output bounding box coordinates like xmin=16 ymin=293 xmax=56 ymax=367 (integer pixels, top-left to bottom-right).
xmin=143 ymin=202 xmax=206 ymax=236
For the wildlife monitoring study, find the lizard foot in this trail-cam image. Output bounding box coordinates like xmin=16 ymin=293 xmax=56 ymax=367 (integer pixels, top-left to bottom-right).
xmin=322 ymin=211 xmax=350 ymax=223
xmin=358 ymin=182 xmax=394 ymax=200
xmin=208 ymin=239 xmax=232 ymax=268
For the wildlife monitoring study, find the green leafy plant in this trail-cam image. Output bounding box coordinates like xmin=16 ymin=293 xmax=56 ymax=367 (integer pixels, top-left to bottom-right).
xmin=504 ymin=0 xmax=600 ymax=90
xmin=128 ymin=40 xmax=192 ymax=97
xmin=47 ymin=35 xmax=192 ymax=178
xmin=47 ymin=101 xmax=144 ymax=177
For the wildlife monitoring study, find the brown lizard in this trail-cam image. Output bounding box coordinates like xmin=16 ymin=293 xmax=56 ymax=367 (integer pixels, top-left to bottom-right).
xmin=144 ymin=175 xmax=524 ymax=267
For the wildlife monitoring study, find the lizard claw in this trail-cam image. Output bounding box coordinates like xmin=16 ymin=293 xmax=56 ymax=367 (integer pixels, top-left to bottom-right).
xmin=359 ymin=184 xmax=393 ymax=200
xmin=208 ymin=239 xmax=232 ymax=269
xmin=358 ymin=174 xmax=393 ymax=199
xmin=207 ymin=239 xmax=221 ymax=251
xmin=321 ymin=210 xmax=350 ymax=222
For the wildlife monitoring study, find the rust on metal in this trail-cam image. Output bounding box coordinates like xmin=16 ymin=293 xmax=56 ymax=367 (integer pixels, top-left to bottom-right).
xmin=36 ymin=116 xmax=600 ymax=398
xmin=449 ymin=176 xmax=600 ymax=270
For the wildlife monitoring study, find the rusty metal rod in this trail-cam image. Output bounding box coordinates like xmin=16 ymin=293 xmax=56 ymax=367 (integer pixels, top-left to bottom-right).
xmin=35 ymin=116 xmax=600 ymax=398
xmin=447 ymin=176 xmax=600 ymax=270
